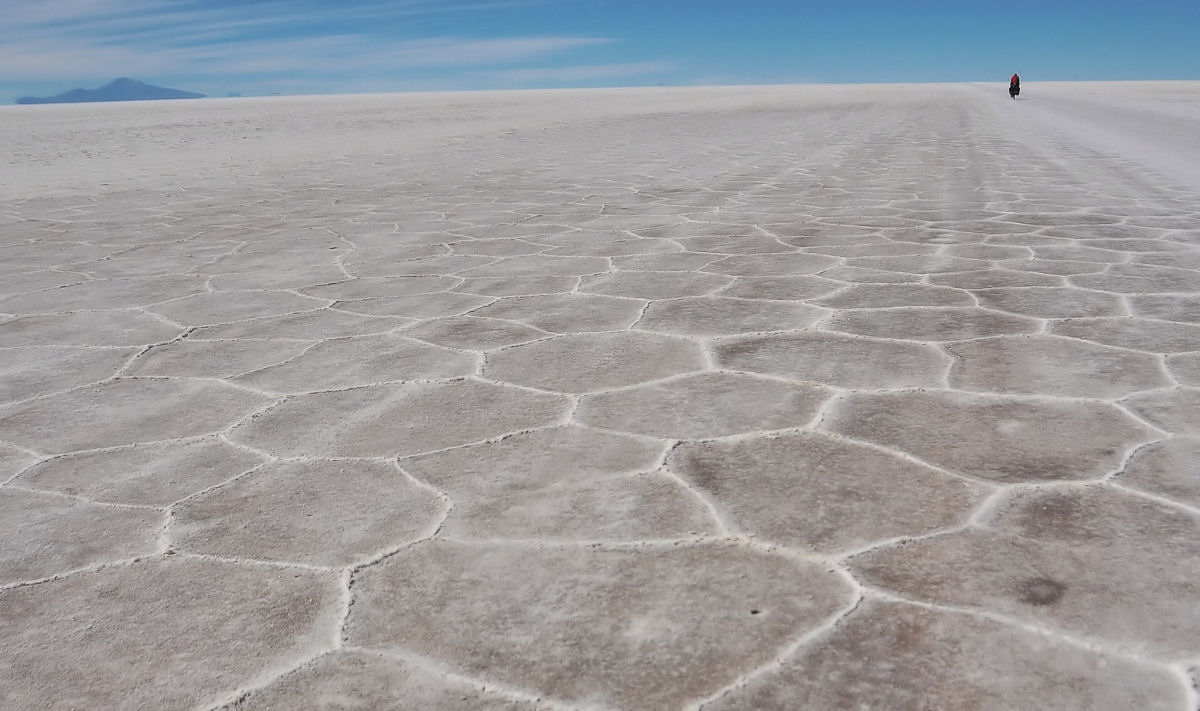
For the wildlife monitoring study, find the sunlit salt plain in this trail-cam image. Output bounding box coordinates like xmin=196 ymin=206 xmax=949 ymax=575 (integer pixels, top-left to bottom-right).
xmin=2 ymin=82 xmax=1199 ymax=710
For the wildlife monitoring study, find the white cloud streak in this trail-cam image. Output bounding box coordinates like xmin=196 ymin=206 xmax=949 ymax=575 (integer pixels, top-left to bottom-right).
xmin=1 ymin=0 xmax=625 ymax=90
xmin=0 ymin=35 xmax=614 ymax=81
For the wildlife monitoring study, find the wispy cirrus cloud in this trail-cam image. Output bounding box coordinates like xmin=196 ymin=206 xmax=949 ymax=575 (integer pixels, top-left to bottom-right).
xmin=5 ymin=0 xmax=549 ymax=37
xmin=1 ymin=0 xmax=667 ymax=94
xmin=0 ymin=34 xmax=614 ymax=81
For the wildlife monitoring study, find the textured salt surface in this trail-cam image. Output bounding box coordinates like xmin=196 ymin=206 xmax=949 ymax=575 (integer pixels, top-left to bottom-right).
xmin=1 ymin=82 xmax=1199 ymax=710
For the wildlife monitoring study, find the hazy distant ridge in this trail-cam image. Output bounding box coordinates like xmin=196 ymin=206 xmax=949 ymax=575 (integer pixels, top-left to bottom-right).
xmin=16 ymin=78 xmax=205 ymax=104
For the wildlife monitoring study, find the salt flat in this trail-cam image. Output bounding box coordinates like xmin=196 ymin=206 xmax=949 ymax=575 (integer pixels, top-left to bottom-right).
xmin=1 ymin=82 xmax=1199 ymax=710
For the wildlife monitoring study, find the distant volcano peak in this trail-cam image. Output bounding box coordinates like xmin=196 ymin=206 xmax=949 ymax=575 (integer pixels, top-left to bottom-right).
xmin=16 ymin=78 xmax=205 ymax=104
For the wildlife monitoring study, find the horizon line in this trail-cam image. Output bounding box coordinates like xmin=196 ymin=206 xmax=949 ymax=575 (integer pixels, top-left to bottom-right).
xmin=11 ymin=76 xmax=1200 ymax=105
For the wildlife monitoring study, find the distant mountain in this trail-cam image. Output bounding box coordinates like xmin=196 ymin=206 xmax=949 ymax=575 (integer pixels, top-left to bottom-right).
xmin=16 ymin=78 xmax=205 ymax=104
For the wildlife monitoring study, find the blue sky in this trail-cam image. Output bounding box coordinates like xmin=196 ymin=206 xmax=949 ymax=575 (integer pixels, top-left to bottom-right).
xmin=4 ymin=0 xmax=1198 ymax=100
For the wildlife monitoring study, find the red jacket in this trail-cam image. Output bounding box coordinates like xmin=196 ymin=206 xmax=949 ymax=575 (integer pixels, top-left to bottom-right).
xmin=1011 ymin=74 xmax=1020 ymax=85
